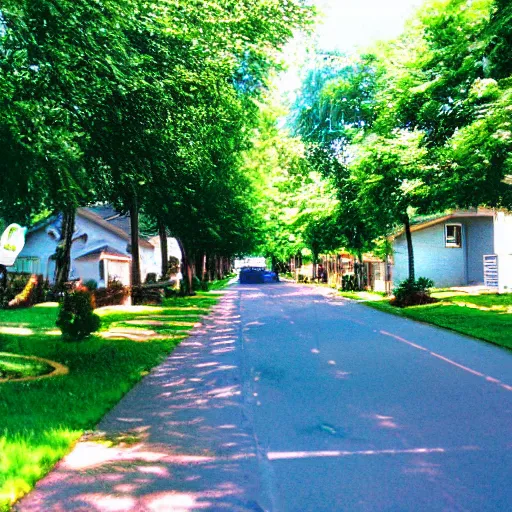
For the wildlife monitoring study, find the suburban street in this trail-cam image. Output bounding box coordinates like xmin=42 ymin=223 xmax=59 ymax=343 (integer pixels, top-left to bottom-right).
xmin=19 ymin=282 xmax=512 ymax=511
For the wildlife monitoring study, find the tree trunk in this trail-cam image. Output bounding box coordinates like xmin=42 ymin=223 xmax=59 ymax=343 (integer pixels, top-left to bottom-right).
xmin=312 ymin=252 xmax=318 ymax=281
xmin=55 ymin=208 xmax=76 ymax=288
xmin=356 ymin=250 xmax=364 ymax=291
xmin=0 ymin=265 xmax=7 ymax=290
xmin=158 ymin=219 xmax=168 ymax=279
xmin=201 ymin=253 xmax=207 ymax=282
xmin=404 ymin=214 xmax=415 ymax=281
xmin=176 ymin=238 xmax=193 ymax=295
xmin=129 ymin=198 xmax=141 ymax=287
xmin=218 ymin=256 xmax=224 ymax=280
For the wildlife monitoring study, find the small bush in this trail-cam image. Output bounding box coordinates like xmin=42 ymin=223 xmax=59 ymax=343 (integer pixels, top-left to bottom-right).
xmin=57 ymin=289 xmax=101 ymax=340
xmin=391 ymin=277 xmax=437 ymax=308
xmin=93 ymin=280 xmax=130 ymax=308
xmin=167 ymin=256 xmax=180 ymax=276
xmin=131 ymin=286 xmax=163 ymax=306
xmin=0 ymin=273 xmax=30 ymax=308
xmin=164 ymin=286 xmax=178 ymax=298
xmin=83 ymin=279 xmax=98 ymax=291
xmin=341 ymin=274 xmax=358 ymax=291
xmin=200 ymin=280 xmax=209 ymax=291
xmin=145 ymin=273 xmax=157 ymax=284
xmin=192 ymin=276 xmax=201 ymax=291
xmin=8 ymin=275 xmax=39 ymax=308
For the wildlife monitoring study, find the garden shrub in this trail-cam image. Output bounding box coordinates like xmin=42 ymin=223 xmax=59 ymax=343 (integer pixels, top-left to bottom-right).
xmin=145 ymin=273 xmax=157 ymax=284
xmin=83 ymin=279 xmax=98 ymax=291
xmin=341 ymin=274 xmax=358 ymax=291
xmin=167 ymin=256 xmax=180 ymax=276
xmin=93 ymin=279 xmax=130 ymax=308
xmin=0 ymin=273 xmax=31 ymax=308
xmin=192 ymin=276 xmax=201 ymax=291
xmin=57 ymin=289 xmax=101 ymax=340
xmin=391 ymin=277 xmax=437 ymax=307
xmin=131 ymin=286 xmax=163 ymax=305
xmin=8 ymin=275 xmax=39 ymax=308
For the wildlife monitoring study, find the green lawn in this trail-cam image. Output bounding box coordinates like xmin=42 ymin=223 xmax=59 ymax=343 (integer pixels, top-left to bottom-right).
xmin=356 ymin=291 xmax=512 ymax=350
xmin=0 ymin=291 xmax=224 ymax=511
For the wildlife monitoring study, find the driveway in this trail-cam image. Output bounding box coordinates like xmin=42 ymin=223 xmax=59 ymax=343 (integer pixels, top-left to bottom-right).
xmin=18 ymin=283 xmax=512 ymax=511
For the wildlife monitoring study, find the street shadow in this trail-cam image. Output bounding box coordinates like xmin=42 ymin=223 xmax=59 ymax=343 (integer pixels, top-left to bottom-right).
xmin=17 ymin=291 xmax=266 ymax=512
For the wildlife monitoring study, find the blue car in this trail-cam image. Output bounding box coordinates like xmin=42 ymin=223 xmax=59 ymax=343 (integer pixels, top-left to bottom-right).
xmin=239 ymin=267 xmax=279 ymax=284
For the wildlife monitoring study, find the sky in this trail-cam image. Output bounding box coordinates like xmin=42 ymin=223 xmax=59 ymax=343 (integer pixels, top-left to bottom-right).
xmin=312 ymin=0 xmax=425 ymax=53
xmin=277 ymin=0 xmax=425 ymax=94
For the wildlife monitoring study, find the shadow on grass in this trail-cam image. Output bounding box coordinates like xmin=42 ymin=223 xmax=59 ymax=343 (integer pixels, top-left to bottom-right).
xmin=14 ymin=288 xmax=262 ymax=511
xmin=0 ymin=291 xmax=225 ymax=510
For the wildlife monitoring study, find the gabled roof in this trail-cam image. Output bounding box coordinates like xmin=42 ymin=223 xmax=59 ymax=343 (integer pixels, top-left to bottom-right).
xmin=75 ymin=243 xmax=131 ymax=260
xmin=29 ymin=207 xmax=154 ymax=249
xmin=86 ymin=205 xmax=132 ymax=236
xmin=391 ymin=209 xmax=496 ymax=239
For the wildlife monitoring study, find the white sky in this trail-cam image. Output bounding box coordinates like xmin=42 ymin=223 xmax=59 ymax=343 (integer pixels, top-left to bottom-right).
xmin=276 ymin=0 xmax=425 ymax=95
xmin=313 ymin=0 xmax=425 ymax=52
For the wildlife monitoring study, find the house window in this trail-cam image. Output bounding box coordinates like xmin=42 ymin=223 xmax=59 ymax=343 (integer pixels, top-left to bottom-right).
xmin=99 ymin=259 xmax=105 ymax=281
xmin=445 ymin=224 xmax=462 ymax=248
xmin=12 ymin=257 xmax=40 ymax=274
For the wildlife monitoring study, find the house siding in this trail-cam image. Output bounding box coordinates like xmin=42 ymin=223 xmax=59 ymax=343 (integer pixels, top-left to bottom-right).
xmin=15 ymin=227 xmax=57 ymax=280
xmin=466 ymin=217 xmax=494 ymax=285
xmin=494 ymin=212 xmax=512 ymax=292
xmin=393 ymin=222 xmax=466 ymax=287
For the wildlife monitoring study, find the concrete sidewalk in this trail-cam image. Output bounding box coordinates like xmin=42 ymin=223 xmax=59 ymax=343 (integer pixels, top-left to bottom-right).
xmin=17 ymin=289 xmax=266 ymax=511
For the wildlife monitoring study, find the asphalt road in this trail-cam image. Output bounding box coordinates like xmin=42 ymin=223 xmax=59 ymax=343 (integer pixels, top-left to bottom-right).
xmin=18 ymin=282 xmax=512 ymax=511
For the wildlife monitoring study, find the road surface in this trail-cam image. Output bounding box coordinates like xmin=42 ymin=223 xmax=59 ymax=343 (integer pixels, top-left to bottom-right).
xmin=18 ymin=283 xmax=512 ymax=511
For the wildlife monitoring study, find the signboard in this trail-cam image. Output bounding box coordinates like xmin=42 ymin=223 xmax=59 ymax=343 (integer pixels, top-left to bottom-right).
xmin=0 ymin=224 xmax=26 ymax=267
xmin=483 ymin=254 xmax=499 ymax=288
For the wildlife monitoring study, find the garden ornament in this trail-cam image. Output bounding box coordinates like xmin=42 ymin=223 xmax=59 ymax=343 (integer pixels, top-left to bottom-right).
xmin=0 ymin=224 xmax=27 ymax=266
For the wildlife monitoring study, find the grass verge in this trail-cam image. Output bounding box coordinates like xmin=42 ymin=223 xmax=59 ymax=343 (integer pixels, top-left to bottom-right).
xmin=0 ymin=288 xmax=226 ymax=510
xmin=354 ymin=291 xmax=512 ymax=350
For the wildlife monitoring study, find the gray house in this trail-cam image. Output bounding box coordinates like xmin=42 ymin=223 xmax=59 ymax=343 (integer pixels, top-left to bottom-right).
xmin=391 ymin=209 xmax=512 ymax=292
xmin=11 ymin=206 xmax=181 ymax=286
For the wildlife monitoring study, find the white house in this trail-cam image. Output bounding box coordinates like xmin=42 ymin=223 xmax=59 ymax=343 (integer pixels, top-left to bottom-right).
xmin=391 ymin=209 xmax=512 ymax=292
xmin=10 ymin=206 xmax=181 ymax=287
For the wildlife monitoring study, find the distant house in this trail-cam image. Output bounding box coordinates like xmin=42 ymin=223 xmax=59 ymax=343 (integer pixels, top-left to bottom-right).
xmin=391 ymin=209 xmax=512 ymax=292
xmin=10 ymin=206 xmax=181 ymax=286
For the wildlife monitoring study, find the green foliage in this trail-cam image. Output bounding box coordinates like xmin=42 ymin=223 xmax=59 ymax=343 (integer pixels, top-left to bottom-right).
xmin=83 ymin=279 xmax=98 ymax=291
xmin=56 ymin=290 xmax=100 ymax=341
xmin=93 ymin=280 xmax=129 ymax=308
xmin=192 ymin=276 xmax=202 ymax=292
xmin=6 ymin=275 xmax=49 ymax=309
xmin=391 ymin=277 xmax=436 ymax=308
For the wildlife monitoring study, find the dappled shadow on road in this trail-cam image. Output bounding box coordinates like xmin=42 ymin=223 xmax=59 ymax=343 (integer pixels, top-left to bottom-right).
xmin=18 ymin=290 xmax=265 ymax=512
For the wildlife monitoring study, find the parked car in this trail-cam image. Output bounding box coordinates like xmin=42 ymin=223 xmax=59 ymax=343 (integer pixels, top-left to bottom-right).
xmin=239 ymin=267 xmax=279 ymax=284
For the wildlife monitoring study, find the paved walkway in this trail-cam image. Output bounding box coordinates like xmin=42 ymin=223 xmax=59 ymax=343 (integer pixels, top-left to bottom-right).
xmin=18 ymin=283 xmax=512 ymax=511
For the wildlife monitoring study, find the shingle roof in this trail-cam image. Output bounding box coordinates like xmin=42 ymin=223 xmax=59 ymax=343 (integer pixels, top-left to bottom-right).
xmin=76 ymin=243 xmax=131 ymax=260
xmin=77 ymin=208 xmax=154 ymax=249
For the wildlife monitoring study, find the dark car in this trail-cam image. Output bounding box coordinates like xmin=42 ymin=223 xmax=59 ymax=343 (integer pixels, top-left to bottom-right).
xmin=239 ymin=267 xmax=278 ymax=284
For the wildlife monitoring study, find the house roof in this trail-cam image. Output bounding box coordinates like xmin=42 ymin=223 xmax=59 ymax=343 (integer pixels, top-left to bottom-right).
xmin=76 ymin=244 xmax=131 ymax=260
xmin=391 ymin=209 xmax=496 ymax=239
xmin=29 ymin=207 xmax=154 ymax=249
xmin=77 ymin=207 xmax=154 ymax=249
xmin=87 ymin=205 xmax=132 ymax=236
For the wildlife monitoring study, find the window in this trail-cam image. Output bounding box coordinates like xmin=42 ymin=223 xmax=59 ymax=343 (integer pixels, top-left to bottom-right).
xmin=445 ymin=224 xmax=462 ymax=248
xmin=12 ymin=257 xmax=40 ymax=274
